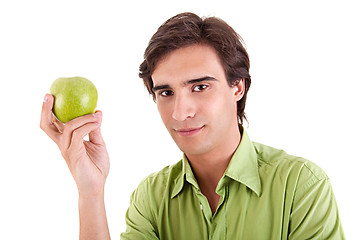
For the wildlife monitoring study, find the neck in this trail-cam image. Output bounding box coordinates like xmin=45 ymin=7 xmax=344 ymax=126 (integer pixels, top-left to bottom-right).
xmin=186 ymin=126 xmax=242 ymax=191
xmin=186 ymin=125 xmax=241 ymax=215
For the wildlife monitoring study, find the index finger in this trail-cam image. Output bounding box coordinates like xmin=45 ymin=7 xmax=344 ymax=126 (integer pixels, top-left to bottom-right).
xmin=40 ymin=94 xmax=60 ymax=143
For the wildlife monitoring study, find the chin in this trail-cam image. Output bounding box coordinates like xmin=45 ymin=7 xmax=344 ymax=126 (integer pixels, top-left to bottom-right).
xmin=174 ymin=140 xmax=211 ymax=157
xmin=167 ymin=125 xmax=210 ymax=153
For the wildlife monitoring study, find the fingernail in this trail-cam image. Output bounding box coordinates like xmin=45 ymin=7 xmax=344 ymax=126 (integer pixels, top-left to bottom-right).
xmin=93 ymin=112 xmax=101 ymax=118
xmin=43 ymin=94 xmax=48 ymax=103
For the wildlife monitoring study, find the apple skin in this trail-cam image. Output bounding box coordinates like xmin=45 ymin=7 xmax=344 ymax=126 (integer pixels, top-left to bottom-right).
xmin=49 ymin=76 xmax=98 ymax=123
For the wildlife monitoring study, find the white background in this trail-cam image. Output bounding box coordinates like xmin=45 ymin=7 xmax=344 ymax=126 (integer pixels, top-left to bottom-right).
xmin=0 ymin=0 xmax=359 ymax=239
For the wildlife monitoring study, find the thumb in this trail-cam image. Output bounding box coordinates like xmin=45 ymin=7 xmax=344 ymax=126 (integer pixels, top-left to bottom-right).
xmin=89 ymin=111 xmax=105 ymax=145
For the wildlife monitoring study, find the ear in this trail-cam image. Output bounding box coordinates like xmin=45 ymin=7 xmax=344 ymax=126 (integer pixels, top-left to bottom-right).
xmin=232 ymin=78 xmax=245 ymax=101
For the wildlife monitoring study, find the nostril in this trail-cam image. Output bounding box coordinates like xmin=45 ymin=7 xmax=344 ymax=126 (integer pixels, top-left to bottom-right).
xmin=172 ymin=95 xmax=196 ymax=121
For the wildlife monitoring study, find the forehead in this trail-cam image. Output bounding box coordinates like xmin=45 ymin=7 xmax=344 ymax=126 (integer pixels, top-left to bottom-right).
xmin=151 ymin=44 xmax=226 ymax=86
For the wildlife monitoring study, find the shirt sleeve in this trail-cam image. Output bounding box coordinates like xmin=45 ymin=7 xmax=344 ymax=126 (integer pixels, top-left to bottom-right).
xmin=288 ymin=164 xmax=345 ymax=239
xmin=120 ymin=179 xmax=159 ymax=240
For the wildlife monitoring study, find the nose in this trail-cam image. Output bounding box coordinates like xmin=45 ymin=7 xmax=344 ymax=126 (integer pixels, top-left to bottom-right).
xmin=172 ymin=93 xmax=196 ymax=121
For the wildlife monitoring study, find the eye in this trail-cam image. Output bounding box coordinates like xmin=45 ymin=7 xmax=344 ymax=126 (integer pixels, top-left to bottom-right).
xmin=159 ymin=90 xmax=174 ymax=97
xmin=193 ymin=84 xmax=208 ymax=92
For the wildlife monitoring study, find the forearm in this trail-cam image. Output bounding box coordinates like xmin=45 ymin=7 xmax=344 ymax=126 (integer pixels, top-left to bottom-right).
xmin=79 ymin=191 xmax=110 ymax=240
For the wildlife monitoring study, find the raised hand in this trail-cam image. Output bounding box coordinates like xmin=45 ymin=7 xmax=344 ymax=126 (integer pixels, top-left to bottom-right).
xmin=40 ymin=94 xmax=110 ymax=196
xmin=40 ymin=93 xmax=111 ymax=239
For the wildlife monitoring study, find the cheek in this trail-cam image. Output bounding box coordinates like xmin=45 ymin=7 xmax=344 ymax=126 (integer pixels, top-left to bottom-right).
xmin=205 ymin=93 xmax=237 ymax=127
xmin=205 ymin=91 xmax=233 ymax=115
xmin=157 ymin=103 xmax=172 ymax=125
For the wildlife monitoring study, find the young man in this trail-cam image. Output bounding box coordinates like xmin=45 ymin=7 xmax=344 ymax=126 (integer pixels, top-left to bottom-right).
xmin=40 ymin=12 xmax=344 ymax=239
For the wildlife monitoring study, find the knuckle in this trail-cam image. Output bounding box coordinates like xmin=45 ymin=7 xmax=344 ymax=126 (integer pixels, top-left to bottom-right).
xmin=72 ymin=128 xmax=80 ymax=138
xmin=62 ymin=124 xmax=72 ymax=134
xmin=62 ymin=124 xmax=69 ymax=132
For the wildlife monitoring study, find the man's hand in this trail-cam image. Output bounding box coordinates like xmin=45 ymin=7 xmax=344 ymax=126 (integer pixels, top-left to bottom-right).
xmin=40 ymin=93 xmax=110 ymax=196
xmin=40 ymin=93 xmax=111 ymax=239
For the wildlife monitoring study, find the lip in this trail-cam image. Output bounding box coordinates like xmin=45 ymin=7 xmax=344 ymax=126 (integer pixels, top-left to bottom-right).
xmin=175 ymin=126 xmax=204 ymax=137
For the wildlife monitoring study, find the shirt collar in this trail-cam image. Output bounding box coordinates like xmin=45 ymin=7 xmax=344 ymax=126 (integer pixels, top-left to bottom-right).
xmin=171 ymin=129 xmax=261 ymax=198
xmin=171 ymin=154 xmax=197 ymax=199
xmin=224 ymin=129 xmax=261 ymax=196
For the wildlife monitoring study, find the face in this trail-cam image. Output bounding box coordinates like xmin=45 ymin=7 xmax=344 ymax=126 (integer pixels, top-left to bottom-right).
xmin=151 ymin=44 xmax=244 ymax=157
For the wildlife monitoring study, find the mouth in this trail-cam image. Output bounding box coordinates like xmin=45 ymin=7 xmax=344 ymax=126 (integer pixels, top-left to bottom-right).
xmin=175 ymin=126 xmax=205 ymax=137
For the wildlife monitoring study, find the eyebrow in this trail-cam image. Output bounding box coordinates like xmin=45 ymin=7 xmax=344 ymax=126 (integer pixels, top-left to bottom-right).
xmin=152 ymin=76 xmax=217 ymax=93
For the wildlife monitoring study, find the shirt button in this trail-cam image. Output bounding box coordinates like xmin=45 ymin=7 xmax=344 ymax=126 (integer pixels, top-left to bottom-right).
xmin=200 ymin=203 xmax=203 ymax=210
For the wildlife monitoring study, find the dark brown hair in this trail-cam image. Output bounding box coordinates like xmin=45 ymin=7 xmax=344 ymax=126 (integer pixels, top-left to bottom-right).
xmin=139 ymin=12 xmax=251 ymax=125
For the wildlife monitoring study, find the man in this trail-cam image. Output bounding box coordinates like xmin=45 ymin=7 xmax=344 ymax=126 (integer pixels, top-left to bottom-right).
xmin=40 ymin=12 xmax=344 ymax=239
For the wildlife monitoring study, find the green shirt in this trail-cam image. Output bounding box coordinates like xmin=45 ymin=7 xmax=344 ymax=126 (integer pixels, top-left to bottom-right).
xmin=121 ymin=130 xmax=344 ymax=239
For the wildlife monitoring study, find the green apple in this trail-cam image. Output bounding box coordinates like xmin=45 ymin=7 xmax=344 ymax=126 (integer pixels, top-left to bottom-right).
xmin=49 ymin=76 xmax=98 ymax=123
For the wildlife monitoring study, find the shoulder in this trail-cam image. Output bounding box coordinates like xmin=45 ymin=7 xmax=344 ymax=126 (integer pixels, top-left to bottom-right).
xmin=142 ymin=160 xmax=182 ymax=185
xmin=132 ymin=160 xmax=183 ymax=199
xmin=253 ymin=141 xmax=329 ymax=183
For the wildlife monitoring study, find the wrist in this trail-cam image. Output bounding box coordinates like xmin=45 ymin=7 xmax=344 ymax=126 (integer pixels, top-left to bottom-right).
xmin=77 ymin=179 xmax=106 ymax=198
xmin=78 ymin=188 xmax=105 ymax=201
xmin=78 ymin=188 xmax=110 ymax=239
